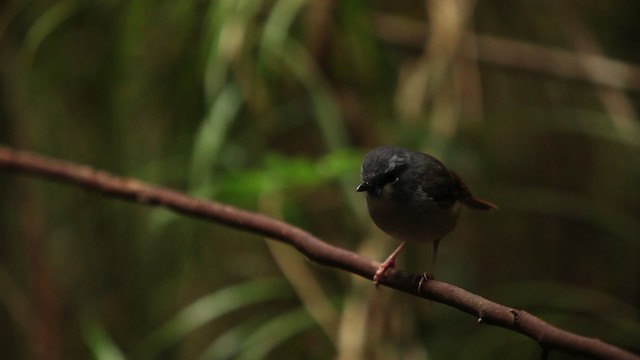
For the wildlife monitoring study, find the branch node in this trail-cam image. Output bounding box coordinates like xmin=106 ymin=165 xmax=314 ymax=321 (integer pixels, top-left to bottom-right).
xmin=477 ymin=308 xmax=487 ymax=324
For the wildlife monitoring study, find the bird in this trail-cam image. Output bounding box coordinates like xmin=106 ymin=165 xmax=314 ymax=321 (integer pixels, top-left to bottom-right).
xmin=356 ymin=146 xmax=497 ymax=285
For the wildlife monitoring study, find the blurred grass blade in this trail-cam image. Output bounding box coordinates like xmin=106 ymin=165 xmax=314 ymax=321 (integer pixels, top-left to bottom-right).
xmin=202 ymin=0 xmax=262 ymax=102
xmin=82 ymin=316 xmax=126 ymax=360
xmin=235 ymin=307 xmax=318 ymax=360
xmin=135 ymin=278 xmax=291 ymax=359
xmin=548 ymin=108 xmax=640 ymax=148
xmin=274 ymin=41 xmax=347 ymax=150
xmin=260 ymin=1 xmax=349 ymax=155
xmin=190 ymin=83 xmax=243 ymax=191
xmin=19 ymin=0 xmax=79 ymax=68
xmin=197 ymin=313 xmax=271 ymax=360
xmin=260 ymin=39 xmax=361 ymax=218
xmin=505 ymin=185 xmax=640 ymax=245
xmin=262 ymin=0 xmax=306 ymax=48
xmin=149 ymin=83 xmax=243 ymax=231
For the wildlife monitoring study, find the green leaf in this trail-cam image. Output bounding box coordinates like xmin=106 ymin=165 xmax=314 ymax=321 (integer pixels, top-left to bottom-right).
xmin=135 ymin=278 xmax=292 ymax=359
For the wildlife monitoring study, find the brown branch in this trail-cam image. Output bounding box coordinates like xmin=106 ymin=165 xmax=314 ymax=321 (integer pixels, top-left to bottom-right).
xmin=373 ymin=14 xmax=640 ymax=92
xmin=0 ymin=145 xmax=637 ymax=360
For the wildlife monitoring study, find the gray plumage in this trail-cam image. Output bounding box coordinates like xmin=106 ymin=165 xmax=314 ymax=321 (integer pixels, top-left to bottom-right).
xmin=357 ymin=146 xmax=496 ymax=284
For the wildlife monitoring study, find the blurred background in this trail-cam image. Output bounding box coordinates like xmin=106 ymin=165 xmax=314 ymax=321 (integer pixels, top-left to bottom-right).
xmin=1 ymin=0 xmax=639 ymax=359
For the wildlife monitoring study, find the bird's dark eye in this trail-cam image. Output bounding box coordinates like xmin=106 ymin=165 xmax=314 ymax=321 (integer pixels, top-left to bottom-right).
xmin=380 ymin=173 xmax=399 ymax=185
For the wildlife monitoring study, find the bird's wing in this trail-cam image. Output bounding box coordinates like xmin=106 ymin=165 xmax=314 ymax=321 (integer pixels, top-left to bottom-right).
xmin=413 ymin=154 xmax=459 ymax=207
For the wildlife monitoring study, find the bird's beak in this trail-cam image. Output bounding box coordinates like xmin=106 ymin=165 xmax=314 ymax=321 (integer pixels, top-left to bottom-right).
xmin=356 ymin=182 xmax=371 ymax=192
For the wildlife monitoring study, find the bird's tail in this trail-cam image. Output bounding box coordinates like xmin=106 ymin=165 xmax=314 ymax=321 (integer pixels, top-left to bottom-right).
xmin=461 ymin=196 xmax=498 ymax=210
xmin=450 ymin=171 xmax=498 ymax=210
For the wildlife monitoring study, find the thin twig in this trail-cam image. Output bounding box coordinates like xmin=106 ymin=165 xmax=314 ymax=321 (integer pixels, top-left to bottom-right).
xmin=0 ymin=145 xmax=638 ymax=360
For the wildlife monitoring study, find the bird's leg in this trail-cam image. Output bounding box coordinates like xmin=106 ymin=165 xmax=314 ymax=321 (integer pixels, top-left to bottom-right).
xmin=373 ymin=242 xmax=407 ymax=286
xmin=418 ymin=239 xmax=441 ymax=292
xmin=431 ymin=239 xmax=440 ymax=276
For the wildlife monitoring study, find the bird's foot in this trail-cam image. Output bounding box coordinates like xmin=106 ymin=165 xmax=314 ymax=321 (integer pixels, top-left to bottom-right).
xmin=373 ymin=242 xmax=407 ymax=287
xmin=417 ymin=272 xmax=435 ymax=292
xmin=373 ymin=258 xmax=396 ymax=287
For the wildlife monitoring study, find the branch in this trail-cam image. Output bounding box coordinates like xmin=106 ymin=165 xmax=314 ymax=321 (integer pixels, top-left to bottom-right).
xmin=0 ymin=145 xmax=637 ymax=360
xmin=373 ymin=14 xmax=640 ymax=92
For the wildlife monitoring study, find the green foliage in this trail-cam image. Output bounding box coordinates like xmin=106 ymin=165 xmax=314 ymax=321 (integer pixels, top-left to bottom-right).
xmin=217 ymin=149 xmax=361 ymax=201
xmin=135 ymin=278 xmax=294 ymax=359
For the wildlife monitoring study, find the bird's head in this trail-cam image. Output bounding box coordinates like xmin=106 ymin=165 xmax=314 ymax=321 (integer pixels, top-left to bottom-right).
xmin=356 ymin=146 xmax=411 ymax=197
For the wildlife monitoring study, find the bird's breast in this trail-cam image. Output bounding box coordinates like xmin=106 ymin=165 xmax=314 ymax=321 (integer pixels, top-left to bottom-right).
xmin=366 ymin=194 xmax=460 ymax=243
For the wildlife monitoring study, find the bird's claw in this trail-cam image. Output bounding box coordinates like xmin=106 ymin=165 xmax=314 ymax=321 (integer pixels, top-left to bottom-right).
xmin=417 ymin=272 xmax=435 ymax=292
xmin=373 ymin=259 xmax=396 ymax=287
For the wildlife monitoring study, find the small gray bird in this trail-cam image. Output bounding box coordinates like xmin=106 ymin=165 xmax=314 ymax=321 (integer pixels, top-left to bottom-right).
xmin=356 ymin=146 xmax=497 ymax=285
